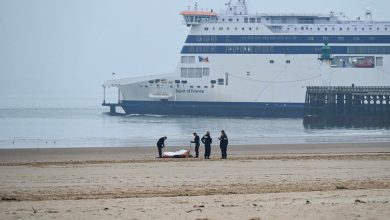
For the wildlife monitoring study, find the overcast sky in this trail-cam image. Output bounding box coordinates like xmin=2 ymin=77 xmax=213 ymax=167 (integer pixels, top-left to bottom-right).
xmin=0 ymin=0 xmax=389 ymax=101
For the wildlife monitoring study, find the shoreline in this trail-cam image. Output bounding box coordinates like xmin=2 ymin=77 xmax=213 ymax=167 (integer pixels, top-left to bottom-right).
xmin=0 ymin=142 xmax=389 ymax=163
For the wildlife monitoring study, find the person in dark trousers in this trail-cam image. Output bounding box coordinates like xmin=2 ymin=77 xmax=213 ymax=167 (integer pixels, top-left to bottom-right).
xmin=191 ymin=133 xmax=200 ymax=158
xmin=201 ymin=131 xmax=212 ymax=159
xmin=218 ymin=130 xmax=229 ymax=159
xmin=156 ymin=136 xmax=167 ymax=158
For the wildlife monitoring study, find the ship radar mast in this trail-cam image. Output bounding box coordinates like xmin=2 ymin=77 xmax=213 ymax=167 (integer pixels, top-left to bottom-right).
xmin=225 ymin=0 xmax=248 ymax=15
xmin=365 ymin=7 xmax=373 ymax=22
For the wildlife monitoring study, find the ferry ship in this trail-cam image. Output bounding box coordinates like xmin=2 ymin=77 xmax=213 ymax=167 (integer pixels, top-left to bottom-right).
xmin=103 ymin=0 xmax=390 ymax=117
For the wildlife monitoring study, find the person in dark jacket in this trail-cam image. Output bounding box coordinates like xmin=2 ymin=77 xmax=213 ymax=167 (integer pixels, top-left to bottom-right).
xmin=156 ymin=136 xmax=167 ymax=158
xmin=201 ymin=131 xmax=212 ymax=159
xmin=191 ymin=133 xmax=200 ymax=158
xmin=218 ymin=130 xmax=229 ymax=159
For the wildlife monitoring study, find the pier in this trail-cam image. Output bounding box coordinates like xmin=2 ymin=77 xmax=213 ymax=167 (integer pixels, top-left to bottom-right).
xmin=304 ymin=86 xmax=390 ymax=128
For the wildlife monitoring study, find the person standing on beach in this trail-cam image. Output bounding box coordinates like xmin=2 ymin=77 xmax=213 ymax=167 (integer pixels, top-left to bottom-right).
xmin=191 ymin=133 xmax=200 ymax=158
xmin=218 ymin=130 xmax=229 ymax=159
xmin=201 ymin=131 xmax=212 ymax=159
xmin=156 ymin=136 xmax=167 ymax=158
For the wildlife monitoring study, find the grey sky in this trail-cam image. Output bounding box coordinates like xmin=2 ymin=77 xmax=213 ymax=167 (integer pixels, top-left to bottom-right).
xmin=0 ymin=0 xmax=389 ymax=101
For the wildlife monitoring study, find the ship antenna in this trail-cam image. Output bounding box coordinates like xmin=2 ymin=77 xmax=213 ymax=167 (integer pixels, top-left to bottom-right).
xmin=195 ymin=2 xmax=198 ymax=11
xmin=225 ymin=0 xmax=232 ymax=6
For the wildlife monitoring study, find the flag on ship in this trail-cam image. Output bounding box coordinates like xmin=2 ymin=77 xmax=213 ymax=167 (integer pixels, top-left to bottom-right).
xmin=199 ymin=56 xmax=209 ymax=63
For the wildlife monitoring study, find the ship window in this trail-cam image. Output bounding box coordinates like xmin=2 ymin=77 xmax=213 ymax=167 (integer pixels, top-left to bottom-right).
xmin=181 ymin=68 xmax=188 ymax=78
xmin=203 ymin=68 xmax=210 ymax=77
xmin=218 ymin=78 xmax=224 ymax=85
xmin=190 ymin=86 xmax=194 ymax=88
xmin=204 ymin=27 xmax=209 ymax=31
xmin=188 ymin=68 xmax=195 ymax=78
xmin=340 ymin=28 xmax=342 ymax=31
xmin=257 ymin=18 xmax=261 ymax=23
xmin=181 ymin=56 xmax=188 ymax=64
xmin=170 ymin=85 xmax=173 ymax=88
xmin=149 ymin=80 xmax=154 ymax=83
xmin=195 ymin=68 xmax=203 ymax=78
xmin=250 ymin=18 xmax=256 ymax=23
xmin=222 ymin=19 xmax=225 ymax=22
xmin=140 ymin=85 xmax=143 ymax=87
xmin=242 ymin=27 xmax=245 ymax=31
xmin=228 ymin=18 xmax=233 ymax=22
xmin=235 ymin=27 xmax=238 ymax=30
xmin=175 ymin=80 xmax=180 ymax=84
xmin=227 ymin=27 xmax=230 ymax=31
xmin=188 ymin=56 xmax=195 ymax=63
xmin=362 ymin=28 xmax=365 ymax=31
xmin=204 ymin=86 xmax=208 ymax=88
xmin=212 ymin=27 xmax=215 ymax=31
xmin=210 ymin=80 xmax=216 ymax=84
xmin=270 ymin=60 xmax=274 ymax=64
xmin=286 ymin=60 xmax=291 ymax=64
xmin=181 ymin=80 xmax=187 ymax=84
xmin=376 ymin=57 xmax=384 ymax=66
xmin=197 ymin=86 xmax=201 ymax=88
xmin=325 ymin=28 xmax=328 ymax=31
xmin=145 ymin=85 xmax=148 ymax=88
xmin=369 ymin=27 xmax=372 ymax=31
xmin=237 ymin=18 xmax=239 ymax=22
xmin=377 ymin=27 xmax=380 ymax=31
xmin=211 ymin=85 xmax=214 ymax=88
xmin=219 ymin=27 xmax=223 ymax=31
xmin=244 ymin=17 xmax=248 ymax=23
xmin=317 ymin=28 xmax=320 ymax=31
xmin=249 ymin=27 xmax=252 ymax=31
xmin=256 ymin=27 xmax=259 ymax=30
xmin=347 ymin=27 xmax=350 ymax=31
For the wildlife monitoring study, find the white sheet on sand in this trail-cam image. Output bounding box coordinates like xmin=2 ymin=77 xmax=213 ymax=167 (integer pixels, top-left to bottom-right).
xmin=163 ymin=150 xmax=189 ymax=157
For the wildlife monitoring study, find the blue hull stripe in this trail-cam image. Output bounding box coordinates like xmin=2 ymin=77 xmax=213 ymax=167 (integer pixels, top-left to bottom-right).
xmin=121 ymin=101 xmax=304 ymax=117
xmin=181 ymin=45 xmax=390 ymax=54
xmin=185 ymin=35 xmax=390 ymax=44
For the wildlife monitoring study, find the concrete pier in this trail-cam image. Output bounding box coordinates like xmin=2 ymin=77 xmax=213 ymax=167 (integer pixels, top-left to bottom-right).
xmin=304 ymin=86 xmax=390 ymax=128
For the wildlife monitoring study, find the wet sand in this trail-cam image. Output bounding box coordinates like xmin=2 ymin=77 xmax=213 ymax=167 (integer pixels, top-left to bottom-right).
xmin=0 ymin=143 xmax=390 ymax=219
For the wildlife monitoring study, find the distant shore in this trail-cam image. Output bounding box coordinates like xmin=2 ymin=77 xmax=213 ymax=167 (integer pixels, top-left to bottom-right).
xmin=1 ymin=143 xmax=390 ymax=219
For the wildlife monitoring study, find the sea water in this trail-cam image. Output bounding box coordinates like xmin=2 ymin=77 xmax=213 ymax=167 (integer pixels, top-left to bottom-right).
xmin=0 ymin=96 xmax=389 ymax=149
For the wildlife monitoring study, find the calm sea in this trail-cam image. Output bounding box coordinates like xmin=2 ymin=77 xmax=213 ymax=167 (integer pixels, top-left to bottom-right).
xmin=0 ymin=96 xmax=389 ymax=149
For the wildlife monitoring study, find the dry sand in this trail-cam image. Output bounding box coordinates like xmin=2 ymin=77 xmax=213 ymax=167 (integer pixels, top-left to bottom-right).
xmin=0 ymin=143 xmax=390 ymax=219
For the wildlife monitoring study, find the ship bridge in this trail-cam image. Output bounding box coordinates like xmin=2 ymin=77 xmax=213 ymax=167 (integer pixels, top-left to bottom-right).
xmin=180 ymin=10 xmax=217 ymax=26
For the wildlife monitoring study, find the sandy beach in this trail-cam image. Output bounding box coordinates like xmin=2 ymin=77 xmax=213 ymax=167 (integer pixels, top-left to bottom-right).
xmin=1 ymin=143 xmax=390 ymax=219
